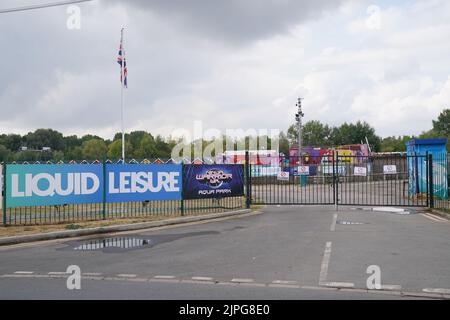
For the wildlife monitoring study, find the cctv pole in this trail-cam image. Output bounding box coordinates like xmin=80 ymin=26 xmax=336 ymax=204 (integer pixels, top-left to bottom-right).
xmin=296 ymin=98 xmax=304 ymax=165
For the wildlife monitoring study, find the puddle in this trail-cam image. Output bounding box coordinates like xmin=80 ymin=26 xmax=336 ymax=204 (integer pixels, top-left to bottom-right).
xmin=60 ymin=231 xmax=219 ymax=253
xmin=74 ymin=238 xmax=153 ymax=251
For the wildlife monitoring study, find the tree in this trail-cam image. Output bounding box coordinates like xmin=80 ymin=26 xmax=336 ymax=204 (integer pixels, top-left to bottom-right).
xmin=330 ymin=121 xmax=381 ymax=151
xmin=107 ymin=140 xmax=133 ymax=160
xmin=65 ymin=146 xmax=83 ymax=160
xmin=432 ymin=109 xmax=450 ymax=136
xmin=4 ymin=134 xmax=23 ymax=152
xmin=278 ymin=131 xmax=290 ymax=156
xmin=380 ymin=136 xmax=413 ymax=152
xmin=0 ymin=145 xmax=12 ymax=162
xmin=64 ymin=135 xmax=82 ymax=150
xmin=82 ymin=139 xmax=108 ymax=160
xmin=25 ymin=129 xmax=65 ymax=151
xmin=134 ymin=133 xmax=156 ymax=159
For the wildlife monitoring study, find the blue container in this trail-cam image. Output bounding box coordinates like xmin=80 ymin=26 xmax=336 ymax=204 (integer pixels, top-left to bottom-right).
xmin=406 ymin=139 xmax=448 ymax=199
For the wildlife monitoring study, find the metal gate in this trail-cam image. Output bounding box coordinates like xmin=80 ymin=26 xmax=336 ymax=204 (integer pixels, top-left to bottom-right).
xmin=249 ymin=153 xmax=430 ymax=208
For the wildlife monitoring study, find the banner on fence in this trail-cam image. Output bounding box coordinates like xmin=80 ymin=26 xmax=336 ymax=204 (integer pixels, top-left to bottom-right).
xmin=183 ymin=165 xmax=244 ymax=200
xmin=0 ymin=165 xmax=3 ymax=210
xmin=251 ymin=165 xmax=281 ymax=177
xmin=106 ymin=164 xmax=182 ymax=203
xmin=322 ymin=165 xmax=346 ymax=175
xmin=6 ymin=164 xmax=103 ymax=208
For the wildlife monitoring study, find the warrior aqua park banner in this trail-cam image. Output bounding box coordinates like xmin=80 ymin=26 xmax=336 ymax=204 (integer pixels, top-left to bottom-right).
xmin=6 ymin=164 xmax=103 ymax=208
xmin=105 ymin=164 xmax=182 ymax=203
xmin=183 ymin=165 xmax=244 ymax=200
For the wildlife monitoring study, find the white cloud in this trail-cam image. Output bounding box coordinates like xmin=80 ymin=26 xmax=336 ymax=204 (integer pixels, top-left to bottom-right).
xmin=0 ymin=0 xmax=449 ymax=141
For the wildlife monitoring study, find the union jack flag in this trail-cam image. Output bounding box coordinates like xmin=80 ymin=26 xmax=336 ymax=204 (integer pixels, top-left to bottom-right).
xmin=117 ymin=29 xmax=128 ymax=88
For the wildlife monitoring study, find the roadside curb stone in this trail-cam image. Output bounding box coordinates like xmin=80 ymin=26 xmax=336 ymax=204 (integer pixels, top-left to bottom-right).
xmin=0 ymin=209 xmax=253 ymax=247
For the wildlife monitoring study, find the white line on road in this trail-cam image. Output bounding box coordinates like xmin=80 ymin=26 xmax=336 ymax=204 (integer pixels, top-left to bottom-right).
xmin=330 ymin=214 xmax=338 ymax=231
xmin=117 ymin=274 xmax=137 ymax=278
xmin=191 ymin=277 xmax=214 ymax=282
xmin=423 ymin=288 xmax=450 ymax=294
xmin=422 ymin=213 xmax=448 ymax=222
xmin=14 ymin=271 xmax=34 ymax=275
xmin=231 ymin=278 xmax=255 ymax=283
xmin=321 ymin=282 xmax=355 ymax=288
xmin=48 ymin=272 xmax=67 ymax=275
xmin=272 ymin=280 xmax=298 ymax=285
xmin=380 ymin=285 xmax=402 ymax=291
xmin=319 ymin=242 xmax=332 ymax=285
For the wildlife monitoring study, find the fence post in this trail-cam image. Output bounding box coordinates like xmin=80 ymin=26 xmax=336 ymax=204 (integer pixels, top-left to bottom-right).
xmin=102 ymin=160 xmax=107 ymax=220
xmin=181 ymin=163 xmax=185 ymax=216
xmin=428 ymin=154 xmax=434 ymax=209
xmin=334 ymin=151 xmax=339 ymax=211
xmin=245 ymin=151 xmax=251 ymax=209
xmin=2 ymin=164 xmax=6 ymax=226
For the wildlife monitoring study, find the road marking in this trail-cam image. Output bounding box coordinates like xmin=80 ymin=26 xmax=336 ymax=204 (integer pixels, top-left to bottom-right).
xmin=321 ymin=282 xmax=355 ymax=288
xmin=330 ymin=214 xmax=337 ymax=231
xmin=269 ymin=281 xmax=300 ymax=289
xmin=272 ymin=280 xmax=298 ymax=285
xmin=231 ymin=278 xmax=254 ymax=283
xmin=380 ymin=285 xmax=402 ymax=291
xmin=14 ymin=271 xmax=34 ymax=275
xmin=423 ymin=288 xmax=450 ymax=294
xmin=48 ymin=272 xmax=67 ymax=275
xmin=191 ymin=277 xmax=214 ymax=282
xmin=1 ymin=272 xmax=448 ymax=299
xmin=319 ymin=242 xmax=332 ymax=285
xmin=422 ymin=213 xmax=448 ymax=222
xmin=153 ymin=275 xmax=176 ymax=279
xmin=117 ymin=274 xmax=137 ymax=278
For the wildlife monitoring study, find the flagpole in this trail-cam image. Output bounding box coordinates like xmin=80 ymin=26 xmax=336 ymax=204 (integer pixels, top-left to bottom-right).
xmin=121 ymin=28 xmax=125 ymax=163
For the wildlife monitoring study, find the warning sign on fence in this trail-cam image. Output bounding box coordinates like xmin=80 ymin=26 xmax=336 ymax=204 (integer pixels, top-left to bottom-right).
xmin=298 ymin=166 xmax=310 ymax=176
xmin=383 ymin=165 xmax=397 ymax=175
xmin=354 ymin=167 xmax=367 ymax=177
xmin=277 ymin=171 xmax=290 ymax=181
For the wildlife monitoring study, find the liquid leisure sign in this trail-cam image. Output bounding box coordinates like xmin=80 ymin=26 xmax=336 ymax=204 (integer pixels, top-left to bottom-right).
xmin=6 ymin=164 xmax=183 ymax=208
xmin=6 ymin=164 xmax=103 ymax=208
xmin=183 ymin=165 xmax=244 ymax=200
xmin=105 ymin=164 xmax=182 ymax=203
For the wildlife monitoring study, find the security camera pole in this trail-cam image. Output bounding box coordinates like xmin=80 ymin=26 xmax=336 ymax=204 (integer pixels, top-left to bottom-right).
xmin=295 ymin=98 xmax=304 ymax=167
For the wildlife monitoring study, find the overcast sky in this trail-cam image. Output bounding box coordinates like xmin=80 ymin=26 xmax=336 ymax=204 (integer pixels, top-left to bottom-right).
xmin=1 ymin=0 xmax=449 ymax=140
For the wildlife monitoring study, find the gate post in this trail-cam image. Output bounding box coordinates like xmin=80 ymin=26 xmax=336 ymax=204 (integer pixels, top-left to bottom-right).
xmin=428 ymin=154 xmax=434 ymax=209
xmin=245 ymin=151 xmax=251 ymax=209
xmin=2 ymin=164 xmax=6 ymax=226
xmin=334 ymin=151 xmax=339 ymax=211
xmin=181 ymin=163 xmax=185 ymax=216
xmin=102 ymin=160 xmax=107 ymax=220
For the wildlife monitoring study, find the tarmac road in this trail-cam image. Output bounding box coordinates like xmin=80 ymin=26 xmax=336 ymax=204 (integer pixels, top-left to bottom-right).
xmin=0 ymin=205 xmax=449 ymax=300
